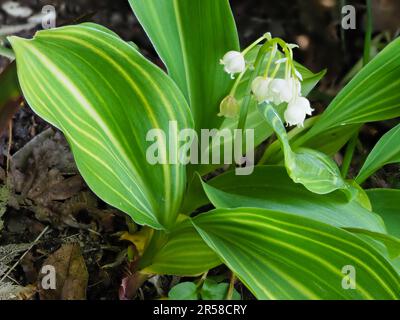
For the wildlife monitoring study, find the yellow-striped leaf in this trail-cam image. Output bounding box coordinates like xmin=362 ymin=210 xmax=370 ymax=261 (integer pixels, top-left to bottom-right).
xmin=192 ymin=208 xmax=400 ymax=299
xmin=139 ymin=219 xmax=221 ymax=276
xmin=129 ymin=0 xmax=240 ymax=132
xmin=201 ymin=166 xmax=385 ymax=233
xmin=9 ymin=24 xmax=193 ymax=230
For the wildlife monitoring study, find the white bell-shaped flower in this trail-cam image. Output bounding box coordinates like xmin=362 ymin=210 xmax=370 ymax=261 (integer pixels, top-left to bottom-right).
xmin=292 ymin=96 xmax=314 ymax=116
xmin=220 ymin=51 xmax=246 ymax=78
xmin=269 ymin=79 xmax=292 ymax=104
xmin=270 ymin=78 xmax=301 ymax=104
xmin=251 ymin=76 xmax=273 ymax=103
xmin=284 ymin=104 xmax=306 ymax=128
xmin=284 ymin=96 xmax=314 ymax=127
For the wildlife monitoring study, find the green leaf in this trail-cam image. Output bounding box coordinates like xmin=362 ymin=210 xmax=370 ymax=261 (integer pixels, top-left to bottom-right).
xmin=169 ymin=282 xmax=199 ymax=300
xmin=367 ymin=189 xmax=400 ymax=238
xmin=192 ymin=208 xmax=400 ymax=299
xmin=139 ymin=219 xmax=221 ymax=276
xmin=0 ymin=62 xmax=21 ymax=134
xmin=200 ymin=279 xmax=229 ymax=300
xmin=231 ymin=288 xmax=241 ymax=300
xmin=180 ymin=172 xmax=208 ymax=215
xmin=263 ymin=123 xmax=361 ymax=164
xmin=294 ymin=37 xmax=400 ymax=151
xmin=201 ymin=166 xmax=385 ymax=233
xmin=293 ymin=61 xmax=327 ymax=96
xmin=129 ymin=0 xmax=239 ymax=131
xmin=0 ymin=62 xmax=19 ymax=106
xmin=76 ymin=22 xmax=140 ymax=51
xmin=356 ymin=123 xmax=400 ymax=184
xmin=358 ymin=234 xmax=400 ymax=275
xmin=258 ymin=103 xmax=350 ymax=195
xmin=9 ymin=24 xmax=193 ymax=230
xmin=0 ymin=45 xmax=15 ymax=60
xmin=345 ymin=228 xmax=400 ymax=259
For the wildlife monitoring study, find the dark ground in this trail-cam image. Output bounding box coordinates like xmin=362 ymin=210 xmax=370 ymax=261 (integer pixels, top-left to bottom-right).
xmin=0 ymin=0 xmax=399 ymax=300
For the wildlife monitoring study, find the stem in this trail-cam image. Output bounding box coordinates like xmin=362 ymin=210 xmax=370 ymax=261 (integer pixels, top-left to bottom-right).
xmin=237 ymin=44 xmax=268 ymax=132
xmin=272 ymin=38 xmax=292 ymax=79
xmin=263 ymin=43 xmax=276 ymax=77
xmin=225 ymin=272 xmax=237 ymax=300
xmin=196 ymin=271 xmax=208 ymax=288
xmin=229 ymin=69 xmax=246 ymax=95
xmin=363 ymin=0 xmax=373 ymax=65
xmin=342 ymin=0 xmax=372 ymax=179
xmin=242 ymin=34 xmax=267 ymax=56
xmin=258 ymin=116 xmax=319 ymax=165
xmin=270 ymin=59 xmax=282 ymax=79
xmin=6 ymin=120 xmax=13 ymax=176
xmin=340 ymin=0 xmax=347 ymax=52
xmin=341 ymin=132 xmax=358 ymax=178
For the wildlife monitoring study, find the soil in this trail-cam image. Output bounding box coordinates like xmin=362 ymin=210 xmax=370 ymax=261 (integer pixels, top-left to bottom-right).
xmin=0 ymin=0 xmax=399 ymax=300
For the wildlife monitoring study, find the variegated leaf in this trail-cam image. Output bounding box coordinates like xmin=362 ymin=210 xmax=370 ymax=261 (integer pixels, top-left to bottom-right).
xmin=9 ymin=23 xmax=193 ymax=230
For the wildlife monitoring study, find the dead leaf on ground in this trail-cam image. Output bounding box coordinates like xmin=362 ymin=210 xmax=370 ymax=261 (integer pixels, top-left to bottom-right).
xmin=39 ymin=243 xmax=88 ymax=300
xmin=9 ymin=128 xmax=84 ymax=211
xmin=0 ymin=283 xmax=36 ymax=300
xmin=6 ymin=128 xmax=120 ymax=231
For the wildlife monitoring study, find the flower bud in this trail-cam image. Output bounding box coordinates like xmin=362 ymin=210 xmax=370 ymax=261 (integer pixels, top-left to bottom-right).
xmin=251 ymin=76 xmax=273 ymax=103
xmin=218 ymin=95 xmax=240 ymax=118
xmin=220 ymin=51 xmax=246 ymax=78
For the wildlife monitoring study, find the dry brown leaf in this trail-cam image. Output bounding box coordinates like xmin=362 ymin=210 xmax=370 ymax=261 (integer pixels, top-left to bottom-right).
xmin=0 ymin=283 xmax=36 ymax=300
xmin=39 ymin=243 xmax=88 ymax=300
xmin=7 ymin=128 xmax=119 ymax=230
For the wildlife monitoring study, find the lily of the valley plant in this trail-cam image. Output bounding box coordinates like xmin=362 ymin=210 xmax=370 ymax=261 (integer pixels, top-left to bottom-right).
xmin=5 ymin=0 xmax=400 ymax=299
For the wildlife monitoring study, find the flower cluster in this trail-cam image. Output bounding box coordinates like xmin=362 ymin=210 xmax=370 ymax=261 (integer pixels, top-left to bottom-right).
xmin=251 ymin=75 xmax=313 ymax=128
xmin=219 ymin=35 xmax=314 ymax=127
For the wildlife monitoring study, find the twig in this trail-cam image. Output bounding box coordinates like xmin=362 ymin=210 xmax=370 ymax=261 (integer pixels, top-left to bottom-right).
xmin=6 ymin=120 xmax=13 ymax=176
xmin=0 ymin=226 xmax=49 ymax=284
xmin=5 ymin=274 xmax=20 ymax=285
xmin=226 ymin=272 xmax=237 ymax=300
xmin=196 ymin=271 xmax=208 ymax=288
